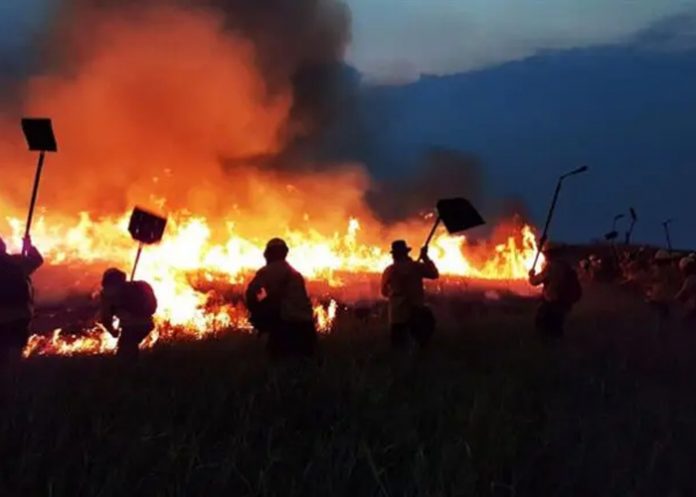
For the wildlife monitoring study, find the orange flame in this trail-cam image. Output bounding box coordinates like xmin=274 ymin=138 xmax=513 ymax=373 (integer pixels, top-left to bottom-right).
xmin=0 ymin=5 xmax=543 ymax=358
xmin=7 ymin=210 xmax=542 ymax=358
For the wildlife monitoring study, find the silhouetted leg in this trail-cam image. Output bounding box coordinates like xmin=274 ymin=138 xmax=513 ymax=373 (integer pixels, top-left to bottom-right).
xmin=0 ymin=320 xmax=29 ymax=404
xmin=294 ymin=321 xmax=317 ymax=357
xmin=390 ymin=323 xmax=409 ymax=350
xmin=411 ymin=306 xmax=436 ymax=348
xmin=536 ymin=301 xmax=565 ymax=340
xmin=117 ymin=325 xmax=151 ymax=360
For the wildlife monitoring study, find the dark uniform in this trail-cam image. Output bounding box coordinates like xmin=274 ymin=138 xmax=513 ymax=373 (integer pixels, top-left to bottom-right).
xmin=529 ymin=244 xmax=580 ymax=339
xmin=246 ymin=239 xmax=317 ymax=360
xmin=381 ymin=240 xmax=439 ymax=349
xmin=100 ymin=269 xmax=157 ymax=359
xmin=0 ymin=238 xmax=43 ymax=360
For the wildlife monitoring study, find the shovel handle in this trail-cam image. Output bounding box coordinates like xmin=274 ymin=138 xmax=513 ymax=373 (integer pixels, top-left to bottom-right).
xmin=24 ymin=150 xmax=46 ymax=252
xmin=423 ymin=217 xmax=441 ymax=249
xmin=130 ymin=243 xmax=144 ymax=281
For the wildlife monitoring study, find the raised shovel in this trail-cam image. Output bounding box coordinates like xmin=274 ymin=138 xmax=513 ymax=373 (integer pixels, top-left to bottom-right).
xmin=421 ymin=197 xmax=486 ymax=258
xmin=531 ymin=165 xmax=588 ymax=272
xmin=624 ymin=207 xmax=637 ymax=245
xmin=128 ymin=207 xmax=167 ymax=281
xmin=20 ymin=118 xmax=57 ymax=255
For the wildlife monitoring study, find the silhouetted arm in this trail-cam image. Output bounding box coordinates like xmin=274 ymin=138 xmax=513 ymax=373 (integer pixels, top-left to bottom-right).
xmin=99 ymin=293 xmax=116 ymax=335
xmin=529 ymin=268 xmax=548 ymax=287
xmin=21 ymin=244 xmax=43 ymax=275
xmin=245 ymin=270 xmax=265 ymax=306
xmin=419 ymin=259 xmax=439 ymax=280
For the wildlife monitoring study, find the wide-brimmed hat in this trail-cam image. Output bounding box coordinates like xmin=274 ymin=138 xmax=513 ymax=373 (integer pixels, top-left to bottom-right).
xmin=390 ymin=240 xmax=411 ymax=254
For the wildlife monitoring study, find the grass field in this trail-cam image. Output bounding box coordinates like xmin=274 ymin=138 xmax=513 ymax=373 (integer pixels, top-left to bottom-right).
xmin=2 ymin=283 xmax=696 ymax=497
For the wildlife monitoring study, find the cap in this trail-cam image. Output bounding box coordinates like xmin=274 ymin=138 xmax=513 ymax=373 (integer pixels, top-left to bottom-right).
xmin=102 ymin=267 xmax=127 ymax=287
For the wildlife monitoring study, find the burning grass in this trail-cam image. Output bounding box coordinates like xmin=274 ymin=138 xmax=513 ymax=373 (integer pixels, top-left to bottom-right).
xmin=2 ymin=284 xmax=696 ymax=496
xmin=6 ymin=211 xmax=541 ymax=358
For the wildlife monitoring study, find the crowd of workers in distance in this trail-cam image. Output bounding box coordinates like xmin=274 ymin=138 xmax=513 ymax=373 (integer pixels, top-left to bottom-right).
xmin=1 ymin=230 xmax=695 ymax=367
xmin=580 ymin=247 xmax=696 ymax=327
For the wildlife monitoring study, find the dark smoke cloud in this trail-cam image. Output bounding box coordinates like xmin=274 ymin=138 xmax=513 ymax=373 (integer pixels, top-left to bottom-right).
xmin=365 ymin=147 xmax=486 ymax=223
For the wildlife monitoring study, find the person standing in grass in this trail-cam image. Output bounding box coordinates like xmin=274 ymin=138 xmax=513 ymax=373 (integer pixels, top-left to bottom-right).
xmin=528 ymin=242 xmax=582 ymax=340
xmin=381 ymin=240 xmax=439 ymax=350
xmin=0 ymin=236 xmax=43 ymax=368
xmin=99 ymin=268 xmax=157 ymax=360
xmin=245 ymin=238 xmax=317 ymax=360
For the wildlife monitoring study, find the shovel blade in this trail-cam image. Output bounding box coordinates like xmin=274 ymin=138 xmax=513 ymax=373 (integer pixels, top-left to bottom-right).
xmin=436 ymin=198 xmax=486 ymax=234
xmin=21 ymin=118 xmax=57 ymax=152
xmin=604 ymin=230 xmax=619 ymax=241
xmin=128 ymin=207 xmax=167 ymax=245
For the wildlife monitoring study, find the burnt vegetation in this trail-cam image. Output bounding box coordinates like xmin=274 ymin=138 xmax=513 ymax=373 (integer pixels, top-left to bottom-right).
xmin=2 ymin=282 xmax=695 ymax=497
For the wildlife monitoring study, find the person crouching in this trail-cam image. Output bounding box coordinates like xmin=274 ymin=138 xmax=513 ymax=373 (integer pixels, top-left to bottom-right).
xmin=99 ymin=268 xmax=158 ymax=360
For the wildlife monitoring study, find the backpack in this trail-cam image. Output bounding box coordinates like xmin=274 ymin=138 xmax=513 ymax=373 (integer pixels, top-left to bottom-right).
xmin=121 ymin=281 xmax=158 ymax=317
xmin=248 ymin=272 xmax=292 ymax=334
xmin=560 ymin=266 xmax=583 ymax=305
xmin=0 ymin=257 xmax=31 ymax=308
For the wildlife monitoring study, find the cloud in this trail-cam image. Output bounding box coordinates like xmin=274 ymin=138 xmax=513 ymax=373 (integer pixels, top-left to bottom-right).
xmin=632 ymin=11 xmax=696 ymax=51
xmin=345 ymin=0 xmax=696 ymax=82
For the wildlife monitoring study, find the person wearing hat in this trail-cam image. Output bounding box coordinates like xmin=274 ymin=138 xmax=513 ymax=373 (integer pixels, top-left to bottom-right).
xmin=245 ymin=238 xmax=316 ymax=360
xmin=381 ymin=240 xmax=439 ymax=350
xmin=528 ymin=241 xmax=582 ymax=339
xmin=99 ymin=267 xmax=158 ymax=360
xmin=0 ymin=235 xmax=43 ymax=368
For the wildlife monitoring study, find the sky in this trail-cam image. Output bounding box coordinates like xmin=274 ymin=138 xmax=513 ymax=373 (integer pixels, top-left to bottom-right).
xmin=345 ymin=0 xmax=696 ymax=81
xmin=1 ymin=0 xmax=695 ymax=80
xmin=2 ymin=0 xmax=696 ymax=246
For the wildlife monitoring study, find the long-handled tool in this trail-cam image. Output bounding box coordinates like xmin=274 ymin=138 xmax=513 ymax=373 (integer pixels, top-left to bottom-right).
xmin=20 ymin=118 xmax=57 ymax=255
xmin=624 ymin=207 xmax=637 ymax=245
xmin=128 ymin=207 xmax=167 ymax=280
xmin=662 ymin=219 xmax=673 ymax=251
xmin=531 ymin=165 xmax=588 ymax=272
xmin=421 ymin=197 xmax=486 ymax=259
xmin=604 ymin=213 xmax=625 ymax=242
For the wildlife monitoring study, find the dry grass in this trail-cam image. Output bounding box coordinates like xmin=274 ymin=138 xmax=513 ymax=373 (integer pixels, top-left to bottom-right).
xmin=1 ymin=283 xmax=696 ymax=496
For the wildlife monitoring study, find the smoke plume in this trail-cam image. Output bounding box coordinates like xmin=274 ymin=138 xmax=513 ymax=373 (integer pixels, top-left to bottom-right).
xmin=365 ymin=148 xmax=486 ymax=223
xmin=0 ymin=0 xmax=355 ymax=224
